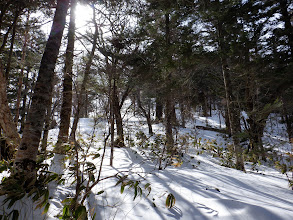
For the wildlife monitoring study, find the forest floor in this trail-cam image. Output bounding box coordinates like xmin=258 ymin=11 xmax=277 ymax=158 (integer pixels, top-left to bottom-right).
xmin=1 ymin=106 xmax=293 ymax=219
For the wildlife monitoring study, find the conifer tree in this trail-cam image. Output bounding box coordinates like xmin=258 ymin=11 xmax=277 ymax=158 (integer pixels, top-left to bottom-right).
xmin=14 ymin=0 xmax=70 ymax=177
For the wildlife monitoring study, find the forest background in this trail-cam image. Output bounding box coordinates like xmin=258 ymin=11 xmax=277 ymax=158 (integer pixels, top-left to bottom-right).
xmin=0 ymin=0 xmax=293 ymax=219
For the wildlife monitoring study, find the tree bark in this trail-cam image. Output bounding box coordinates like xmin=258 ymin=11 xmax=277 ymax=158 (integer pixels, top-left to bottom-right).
xmin=136 ymin=90 xmax=153 ymax=135
xmin=40 ymin=91 xmax=54 ymax=154
xmin=281 ymin=97 xmax=293 ymax=142
xmin=14 ymin=0 xmax=70 ymax=175
xmin=70 ymin=6 xmax=98 ymax=141
xmin=216 ymin=15 xmax=244 ymax=170
xmin=113 ymin=80 xmax=125 ymax=147
xmin=0 ymin=62 xmax=20 ymax=151
xmin=14 ymin=12 xmax=30 ymax=125
xmin=20 ymin=68 xmax=30 ymax=133
xmin=56 ymin=0 xmax=77 ymax=153
xmin=179 ymin=101 xmax=186 ymax=128
xmin=0 ymin=9 xmax=19 ymax=55
xmin=156 ymin=98 xmax=163 ymax=121
xmin=221 ymin=59 xmax=244 ymax=170
xmin=4 ymin=9 xmax=19 ymax=81
xmin=164 ymin=13 xmax=174 ymax=153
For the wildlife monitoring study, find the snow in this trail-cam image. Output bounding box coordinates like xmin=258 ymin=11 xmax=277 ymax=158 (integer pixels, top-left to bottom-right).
xmin=1 ymin=108 xmax=293 ymax=220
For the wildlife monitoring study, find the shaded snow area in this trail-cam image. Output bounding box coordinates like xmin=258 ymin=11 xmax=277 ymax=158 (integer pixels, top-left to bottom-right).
xmin=1 ymin=109 xmax=293 ymax=220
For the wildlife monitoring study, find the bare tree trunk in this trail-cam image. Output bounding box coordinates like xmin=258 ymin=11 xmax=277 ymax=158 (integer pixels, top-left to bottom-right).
xmin=156 ymin=98 xmax=163 ymax=121
xmin=15 ymin=12 xmax=30 ymax=125
xmin=0 ymin=63 xmax=20 ymax=151
xmin=221 ymin=59 xmax=244 ymax=170
xmin=109 ymin=64 xmax=114 ymax=165
xmin=70 ymin=6 xmax=98 ymax=141
xmin=20 ymin=68 xmax=30 ymax=133
xmin=164 ymin=13 xmax=174 ymax=153
xmin=14 ymin=0 xmax=70 ymax=176
xmin=281 ymin=97 xmax=293 ymax=142
xmin=179 ymin=101 xmax=186 ymax=128
xmin=113 ymin=80 xmax=124 ymax=147
xmin=4 ymin=9 xmax=19 ymax=81
xmin=217 ymin=16 xmax=244 ymax=171
xmin=136 ymin=90 xmax=153 ymax=135
xmin=165 ymin=93 xmax=174 ymax=152
xmin=0 ymin=9 xmax=19 ymax=54
xmin=56 ymin=0 xmax=77 ymax=153
xmin=40 ymin=92 xmax=53 ymax=154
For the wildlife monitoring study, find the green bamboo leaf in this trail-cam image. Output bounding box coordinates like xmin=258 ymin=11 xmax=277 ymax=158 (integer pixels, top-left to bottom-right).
xmin=121 ymin=184 xmax=125 ymax=194
xmin=97 ymin=190 xmax=104 ymax=195
xmin=42 ymin=203 xmax=50 ymax=214
xmin=144 ymin=183 xmax=151 ymax=189
xmin=133 ymin=187 xmax=138 ymax=200
xmin=166 ymin=193 xmax=176 ymax=208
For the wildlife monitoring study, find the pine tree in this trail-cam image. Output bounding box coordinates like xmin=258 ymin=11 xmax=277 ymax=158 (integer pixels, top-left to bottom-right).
xmin=55 ymin=0 xmax=77 ymax=153
xmin=14 ymin=0 xmax=70 ymax=178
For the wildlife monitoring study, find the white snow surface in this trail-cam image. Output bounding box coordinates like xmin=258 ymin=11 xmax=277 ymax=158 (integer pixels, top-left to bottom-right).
xmin=1 ymin=109 xmax=293 ymax=220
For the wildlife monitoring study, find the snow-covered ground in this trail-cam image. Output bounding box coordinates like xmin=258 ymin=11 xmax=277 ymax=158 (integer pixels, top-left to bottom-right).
xmin=1 ymin=107 xmax=293 ymax=220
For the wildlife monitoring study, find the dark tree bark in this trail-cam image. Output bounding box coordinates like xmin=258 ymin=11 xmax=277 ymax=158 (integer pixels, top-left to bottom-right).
xmin=4 ymin=9 xmax=19 ymax=81
xmin=113 ymin=81 xmax=125 ymax=147
xmin=216 ymin=13 xmax=244 ymax=170
xmin=109 ymin=66 xmax=114 ymax=165
xmin=281 ymin=96 xmax=293 ymax=142
xmin=179 ymin=101 xmax=186 ymax=128
xmin=155 ymin=98 xmax=163 ymax=121
xmin=136 ymin=90 xmax=153 ymax=135
xmin=221 ymin=58 xmax=244 ymax=170
xmin=56 ymin=0 xmax=77 ymax=153
xmin=14 ymin=12 xmax=30 ymax=125
xmin=40 ymin=91 xmax=54 ymax=154
xmin=14 ymin=0 xmax=70 ymax=175
xmin=20 ymin=68 xmax=30 ymax=133
xmin=0 ymin=8 xmax=20 ymax=55
xmin=0 ymin=62 xmax=20 ymax=151
xmin=164 ymin=13 xmax=174 ymax=153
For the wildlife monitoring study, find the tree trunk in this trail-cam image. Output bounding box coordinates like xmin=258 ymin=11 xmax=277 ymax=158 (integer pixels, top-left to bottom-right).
xmin=164 ymin=13 xmax=174 ymax=153
xmin=165 ymin=94 xmax=174 ymax=152
xmin=14 ymin=12 xmax=30 ymax=125
xmin=0 ymin=63 xmax=20 ymax=152
xmin=56 ymin=0 xmax=77 ymax=153
xmin=40 ymin=91 xmax=53 ymax=154
xmin=179 ymin=101 xmax=186 ymax=128
xmin=113 ymin=80 xmax=124 ymax=147
xmin=136 ymin=90 xmax=153 ymax=135
xmin=70 ymin=6 xmax=98 ymax=141
xmin=0 ymin=9 xmax=19 ymax=54
xmin=247 ymin=117 xmax=266 ymax=155
xmin=14 ymin=0 xmax=70 ymax=176
xmin=217 ymin=16 xmax=244 ymax=171
xmin=156 ymin=98 xmax=163 ymax=121
xmin=109 ymin=62 xmax=114 ymax=165
xmin=20 ymin=68 xmax=30 ymax=133
xmin=4 ymin=9 xmax=19 ymax=81
xmin=281 ymin=97 xmax=293 ymax=142
xmin=221 ymin=60 xmax=244 ymax=170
